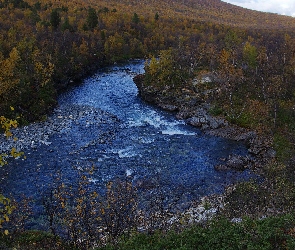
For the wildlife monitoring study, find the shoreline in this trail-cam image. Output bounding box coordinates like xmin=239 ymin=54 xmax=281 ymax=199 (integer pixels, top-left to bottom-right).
xmin=0 ymin=104 xmax=117 ymax=156
xmin=133 ymin=74 xmax=276 ymax=172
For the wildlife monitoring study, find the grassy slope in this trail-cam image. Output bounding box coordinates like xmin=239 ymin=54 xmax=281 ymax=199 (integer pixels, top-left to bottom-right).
xmin=81 ymin=0 xmax=295 ymax=30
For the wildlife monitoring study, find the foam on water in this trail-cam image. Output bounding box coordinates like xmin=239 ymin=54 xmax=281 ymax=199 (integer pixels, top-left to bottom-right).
xmin=125 ymin=169 xmax=133 ymax=176
xmin=139 ymin=137 xmax=155 ymax=144
xmin=89 ymin=178 xmax=99 ymax=183
xmin=109 ymin=147 xmax=140 ymax=158
xmin=161 ymin=128 xmax=196 ymax=136
xmin=127 ymin=113 xmax=166 ymax=128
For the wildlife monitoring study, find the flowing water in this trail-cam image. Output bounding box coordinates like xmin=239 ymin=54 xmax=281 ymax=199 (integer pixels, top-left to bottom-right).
xmin=0 ymin=60 xmax=254 ymax=220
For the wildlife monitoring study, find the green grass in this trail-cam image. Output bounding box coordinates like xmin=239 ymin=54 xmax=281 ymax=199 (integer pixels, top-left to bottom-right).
xmin=98 ymin=214 xmax=295 ymax=250
xmin=0 ymin=230 xmax=75 ymax=250
xmin=208 ymin=104 xmax=223 ymax=116
xmin=1 ymin=213 xmax=295 ymax=250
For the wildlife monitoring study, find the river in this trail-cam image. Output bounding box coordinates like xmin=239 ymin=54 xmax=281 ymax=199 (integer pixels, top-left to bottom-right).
xmin=0 ymin=59 xmax=254 ymax=226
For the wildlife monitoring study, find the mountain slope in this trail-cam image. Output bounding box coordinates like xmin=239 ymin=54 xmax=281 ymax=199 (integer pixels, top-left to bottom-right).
xmin=80 ymin=0 xmax=295 ymax=30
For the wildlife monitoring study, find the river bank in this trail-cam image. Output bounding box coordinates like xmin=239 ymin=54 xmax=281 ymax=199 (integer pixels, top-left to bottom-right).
xmin=0 ymin=60 xmax=267 ymax=238
xmin=0 ymin=60 xmax=254 ymax=206
xmin=0 ymin=104 xmax=118 ymax=155
xmin=133 ymin=74 xmax=276 ymax=172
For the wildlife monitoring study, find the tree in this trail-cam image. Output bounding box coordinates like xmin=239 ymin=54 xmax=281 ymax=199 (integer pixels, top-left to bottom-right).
xmin=155 ymin=12 xmax=159 ymax=21
xmin=132 ymin=12 xmax=140 ymax=24
xmin=243 ymin=41 xmax=258 ymax=69
xmin=224 ymin=30 xmax=241 ymax=51
xmin=86 ymin=7 xmax=98 ymax=30
xmin=217 ymin=48 xmax=245 ymax=121
xmin=61 ymin=16 xmax=73 ymax=32
xmin=0 ymin=47 xmax=21 ymax=106
xmin=0 ymin=194 xmax=14 ymax=236
xmin=144 ymin=48 xmax=191 ymax=90
xmin=50 ymin=9 xmax=61 ymax=29
xmin=104 ymin=33 xmax=125 ymax=62
xmin=0 ymin=112 xmax=24 ymax=235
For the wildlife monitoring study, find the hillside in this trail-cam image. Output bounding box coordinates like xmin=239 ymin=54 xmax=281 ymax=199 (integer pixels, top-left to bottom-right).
xmin=21 ymin=0 xmax=295 ymax=30
xmin=77 ymin=0 xmax=295 ymax=30
xmin=0 ymin=0 xmax=294 ymax=169
xmin=1 ymin=0 xmax=295 ymax=248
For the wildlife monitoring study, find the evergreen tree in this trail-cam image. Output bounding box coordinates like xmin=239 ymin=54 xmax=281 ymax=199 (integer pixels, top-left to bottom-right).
xmin=50 ymin=9 xmax=61 ymax=29
xmin=86 ymin=7 xmax=98 ymax=30
xmin=132 ymin=12 xmax=140 ymax=24
xmin=155 ymin=12 xmax=159 ymax=21
xmin=61 ymin=16 xmax=73 ymax=32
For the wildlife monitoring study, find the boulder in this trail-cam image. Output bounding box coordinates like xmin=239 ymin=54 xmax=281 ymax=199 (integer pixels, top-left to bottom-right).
xmin=215 ymin=155 xmax=251 ymax=171
xmin=186 ymin=117 xmax=206 ymax=127
xmin=248 ymin=136 xmax=276 ymax=160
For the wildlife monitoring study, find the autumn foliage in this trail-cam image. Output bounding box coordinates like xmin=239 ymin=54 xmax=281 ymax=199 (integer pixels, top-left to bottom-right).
xmin=0 ymin=0 xmax=295 ymax=123
xmin=1 ymin=0 xmax=295 ymax=247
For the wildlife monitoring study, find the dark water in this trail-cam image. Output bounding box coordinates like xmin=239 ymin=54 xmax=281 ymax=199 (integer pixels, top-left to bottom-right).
xmin=1 ymin=60 xmax=254 ymax=212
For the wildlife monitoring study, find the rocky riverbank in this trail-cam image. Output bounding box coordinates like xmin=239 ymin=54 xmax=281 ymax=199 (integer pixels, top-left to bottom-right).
xmin=133 ymin=74 xmax=276 ymax=171
xmin=0 ymin=104 xmax=119 ymax=156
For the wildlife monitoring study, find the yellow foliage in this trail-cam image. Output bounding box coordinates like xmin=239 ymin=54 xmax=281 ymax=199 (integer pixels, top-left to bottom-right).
xmin=0 ymin=115 xmax=18 ymax=139
xmin=0 ymin=194 xmax=15 ymax=234
xmin=33 ymin=50 xmax=55 ymax=87
xmin=0 ymin=48 xmax=21 ymax=97
xmin=145 ymin=56 xmax=159 ymax=76
xmin=0 ymin=113 xmax=23 ymax=234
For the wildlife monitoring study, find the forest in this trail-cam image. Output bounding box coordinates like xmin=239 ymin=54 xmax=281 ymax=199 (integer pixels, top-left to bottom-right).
xmin=1 ymin=0 xmax=295 ymax=248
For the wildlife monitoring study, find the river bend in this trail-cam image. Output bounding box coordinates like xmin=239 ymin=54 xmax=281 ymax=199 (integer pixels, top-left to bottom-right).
xmin=0 ymin=60 xmax=253 ymax=217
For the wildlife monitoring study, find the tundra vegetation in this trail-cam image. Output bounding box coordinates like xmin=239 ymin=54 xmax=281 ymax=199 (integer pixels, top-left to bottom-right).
xmin=1 ymin=0 xmax=295 ymax=248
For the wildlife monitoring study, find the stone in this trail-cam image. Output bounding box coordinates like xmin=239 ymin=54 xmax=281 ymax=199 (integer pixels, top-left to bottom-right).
xmin=207 ymin=117 xmax=220 ymax=129
xmin=186 ymin=117 xmax=204 ymax=127
xmin=236 ymin=131 xmax=256 ymax=142
xmin=226 ymin=155 xmax=249 ymax=170
xmin=159 ymin=104 xmax=179 ymax=112
xmin=134 ymin=72 xmax=276 ymax=169
xmin=215 ymin=155 xmax=250 ymax=171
